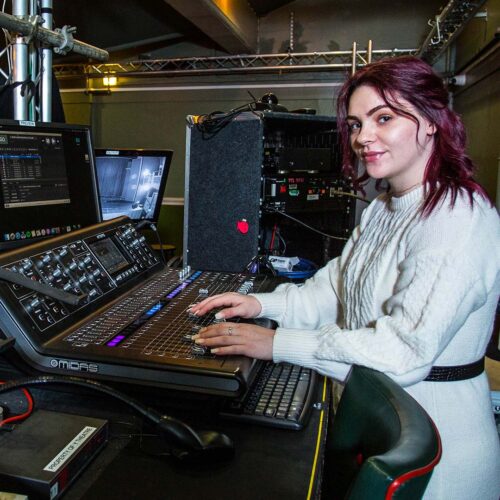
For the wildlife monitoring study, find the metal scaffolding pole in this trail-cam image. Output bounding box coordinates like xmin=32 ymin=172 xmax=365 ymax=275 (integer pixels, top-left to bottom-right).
xmin=41 ymin=0 xmax=53 ymax=122
xmin=12 ymin=0 xmax=29 ymax=120
xmin=0 ymin=10 xmax=109 ymax=60
xmin=28 ymin=0 xmax=37 ymax=119
xmin=0 ymin=3 xmax=108 ymax=121
xmin=52 ymin=48 xmax=416 ymax=82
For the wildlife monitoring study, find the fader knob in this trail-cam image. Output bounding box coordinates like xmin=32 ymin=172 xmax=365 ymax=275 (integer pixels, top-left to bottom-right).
xmin=21 ymin=260 xmax=32 ymax=271
xmin=28 ymin=298 xmax=40 ymax=310
xmin=191 ymin=344 xmax=209 ymax=356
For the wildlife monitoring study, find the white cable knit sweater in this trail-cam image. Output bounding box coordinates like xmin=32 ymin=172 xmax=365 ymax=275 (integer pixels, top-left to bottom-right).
xmin=252 ymin=186 xmax=500 ymax=500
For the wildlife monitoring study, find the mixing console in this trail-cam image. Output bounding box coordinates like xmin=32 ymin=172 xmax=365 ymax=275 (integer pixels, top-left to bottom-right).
xmin=0 ymin=217 xmax=277 ymax=396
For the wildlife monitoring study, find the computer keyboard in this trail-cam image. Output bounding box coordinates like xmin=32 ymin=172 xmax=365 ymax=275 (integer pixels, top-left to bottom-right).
xmin=220 ymin=362 xmax=317 ymax=430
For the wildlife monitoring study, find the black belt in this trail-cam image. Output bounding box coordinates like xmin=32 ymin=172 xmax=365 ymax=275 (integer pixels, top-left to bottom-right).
xmin=424 ymin=358 xmax=485 ymax=382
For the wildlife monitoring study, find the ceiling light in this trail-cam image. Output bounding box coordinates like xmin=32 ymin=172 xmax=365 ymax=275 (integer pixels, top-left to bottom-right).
xmin=103 ymin=75 xmax=117 ymax=86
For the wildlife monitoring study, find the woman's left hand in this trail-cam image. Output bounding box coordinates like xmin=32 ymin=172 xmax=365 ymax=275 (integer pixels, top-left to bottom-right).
xmin=192 ymin=322 xmax=275 ymax=360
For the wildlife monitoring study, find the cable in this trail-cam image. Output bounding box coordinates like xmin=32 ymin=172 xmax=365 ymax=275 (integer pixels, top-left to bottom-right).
xmin=330 ymin=190 xmax=371 ymax=203
xmin=269 ymin=223 xmax=277 ymax=252
xmin=245 ymin=254 xmax=277 ymax=276
xmin=1 ymin=0 xmax=13 ymax=86
xmin=195 ymin=101 xmax=262 ymax=139
xmin=278 ymin=232 xmax=287 ymax=255
xmin=150 ymin=224 xmax=167 ymax=266
xmin=264 ymin=207 xmax=349 ymax=241
xmin=0 ymin=381 xmax=34 ymax=429
xmin=306 ymin=376 xmax=329 ymax=500
xmin=135 ymin=220 xmax=167 ymax=266
xmin=194 ymin=90 xmax=289 ymax=139
xmin=0 ymin=375 xmax=233 ymax=458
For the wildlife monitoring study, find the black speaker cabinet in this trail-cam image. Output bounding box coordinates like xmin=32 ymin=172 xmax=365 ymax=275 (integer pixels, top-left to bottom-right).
xmin=184 ymin=113 xmax=263 ymax=272
xmin=184 ymin=111 xmax=352 ymax=272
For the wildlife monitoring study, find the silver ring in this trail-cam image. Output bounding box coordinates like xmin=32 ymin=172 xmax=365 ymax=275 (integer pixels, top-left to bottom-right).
xmin=227 ymin=327 xmax=233 ymax=336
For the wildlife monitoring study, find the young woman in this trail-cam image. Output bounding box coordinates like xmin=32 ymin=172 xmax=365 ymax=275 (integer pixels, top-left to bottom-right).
xmin=189 ymin=56 xmax=500 ymax=499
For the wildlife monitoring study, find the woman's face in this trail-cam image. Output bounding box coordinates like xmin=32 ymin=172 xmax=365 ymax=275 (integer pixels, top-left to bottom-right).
xmin=346 ymin=84 xmax=435 ymax=193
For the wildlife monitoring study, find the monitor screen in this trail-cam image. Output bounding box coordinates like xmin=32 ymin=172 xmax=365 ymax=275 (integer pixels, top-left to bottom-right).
xmin=94 ymin=149 xmax=173 ymax=224
xmin=0 ymin=120 xmax=100 ymax=252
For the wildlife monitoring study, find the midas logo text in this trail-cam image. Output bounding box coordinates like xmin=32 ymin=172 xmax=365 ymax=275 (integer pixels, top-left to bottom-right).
xmin=50 ymin=359 xmax=99 ymax=373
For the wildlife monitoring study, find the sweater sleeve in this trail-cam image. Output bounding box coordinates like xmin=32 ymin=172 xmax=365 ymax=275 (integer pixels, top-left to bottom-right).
xmin=250 ymin=256 xmax=342 ymax=328
xmin=250 ymin=223 xmax=362 ymax=329
xmin=273 ymin=198 xmax=500 ymax=386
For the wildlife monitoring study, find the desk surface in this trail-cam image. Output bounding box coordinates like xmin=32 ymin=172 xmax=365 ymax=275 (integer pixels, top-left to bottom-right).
xmin=7 ymin=377 xmax=329 ymax=500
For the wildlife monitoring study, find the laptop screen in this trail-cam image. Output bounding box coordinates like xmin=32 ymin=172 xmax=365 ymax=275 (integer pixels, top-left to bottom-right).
xmin=0 ymin=120 xmax=100 ymax=252
xmin=95 ymin=149 xmax=173 ymax=224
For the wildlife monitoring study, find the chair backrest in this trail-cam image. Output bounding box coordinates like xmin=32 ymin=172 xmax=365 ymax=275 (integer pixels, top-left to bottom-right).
xmin=326 ymin=365 xmax=442 ymax=500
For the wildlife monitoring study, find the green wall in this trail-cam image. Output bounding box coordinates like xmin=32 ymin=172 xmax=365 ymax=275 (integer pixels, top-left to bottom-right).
xmin=454 ymin=73 xmax=500 ymax=203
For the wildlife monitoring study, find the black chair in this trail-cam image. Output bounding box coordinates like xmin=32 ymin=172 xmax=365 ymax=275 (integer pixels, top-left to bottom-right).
xmin=324 ymin=365 xmax=442 ymax=499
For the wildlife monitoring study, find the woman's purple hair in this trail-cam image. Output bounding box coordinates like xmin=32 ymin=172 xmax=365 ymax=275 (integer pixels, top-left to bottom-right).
xmin=336 ymin=55 xmax=488 ymax=215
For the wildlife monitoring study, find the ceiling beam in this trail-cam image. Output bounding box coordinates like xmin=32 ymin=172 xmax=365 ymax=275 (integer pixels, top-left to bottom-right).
xmin=105 ymin=33 xmax=186 ymax=61
xmin=164 ymin=0 xmax=257 ymax=54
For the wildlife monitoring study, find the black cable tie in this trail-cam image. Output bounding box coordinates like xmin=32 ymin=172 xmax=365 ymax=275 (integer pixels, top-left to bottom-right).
xmin=20 ymin=79 xmax=36 ymax=98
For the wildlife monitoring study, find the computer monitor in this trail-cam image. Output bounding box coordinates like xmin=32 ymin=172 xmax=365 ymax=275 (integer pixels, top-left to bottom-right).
xmin=94 ymin=149 xmax=173 ymax=224
xmin=0 ymin=120 xmax=101 ymax=252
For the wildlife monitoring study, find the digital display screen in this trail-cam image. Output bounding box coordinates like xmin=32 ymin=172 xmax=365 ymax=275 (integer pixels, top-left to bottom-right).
xmin=0 ymin=120 xmax=100 ymax=252
xmin=0 ymin=131 xmax=70 ymax=208
xmin=89 ymin=238 xmax=129 ymax=275
xmin=95 ymin=149 xmax=173 ymax=224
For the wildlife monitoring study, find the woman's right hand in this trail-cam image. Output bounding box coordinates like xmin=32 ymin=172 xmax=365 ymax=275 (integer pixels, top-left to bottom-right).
xmin=188 ymin=292 xmax=262 ymax=320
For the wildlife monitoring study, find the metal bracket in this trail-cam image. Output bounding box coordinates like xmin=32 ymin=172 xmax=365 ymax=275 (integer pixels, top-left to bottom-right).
xmin=53 ymin=25 xmax=76 ymax=55
xmin=428 ymin=15 xmax=442 ymax=45
xmin=25 ymin=14 xmax=43 ymax=43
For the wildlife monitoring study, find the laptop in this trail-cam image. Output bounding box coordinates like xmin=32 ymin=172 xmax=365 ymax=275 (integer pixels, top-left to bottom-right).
xmin=94 ymin=148 xmax=173 ymax=224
